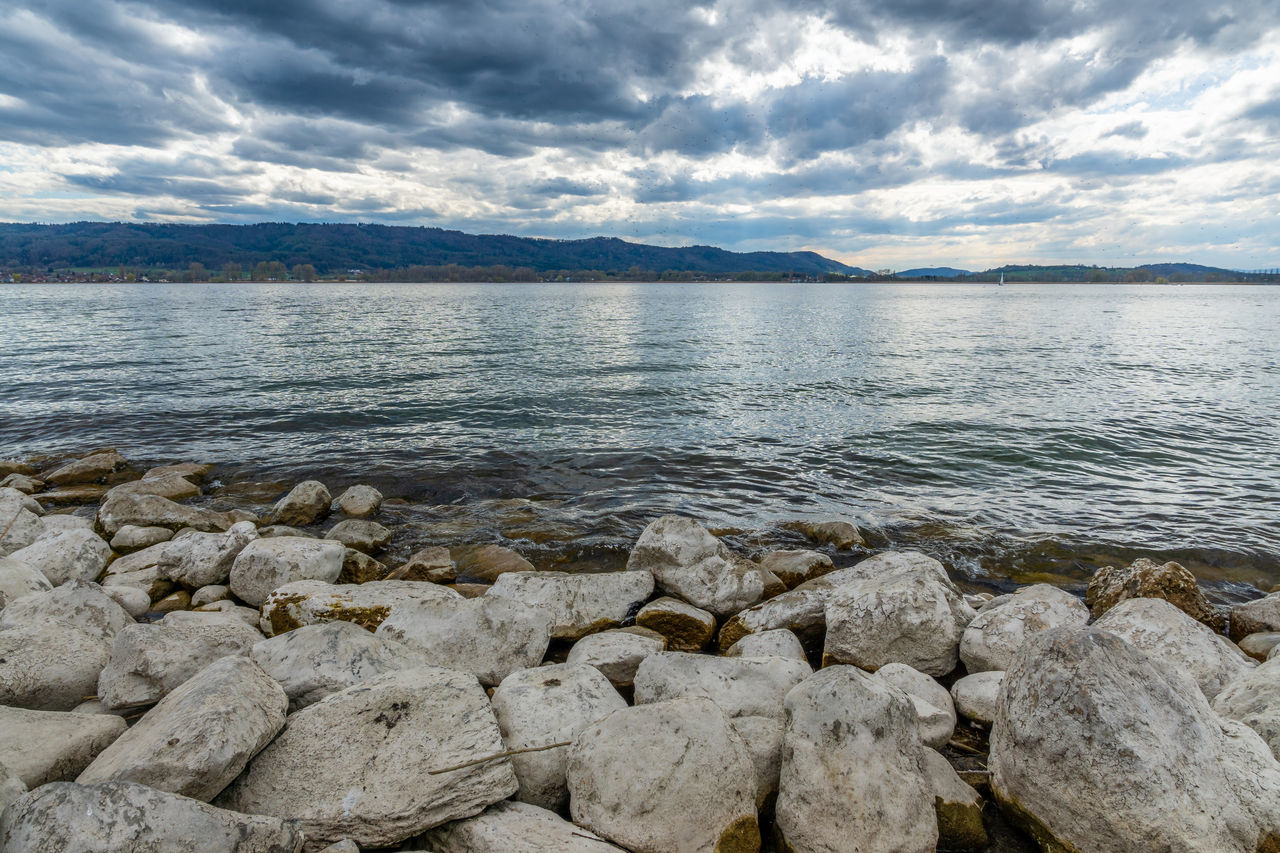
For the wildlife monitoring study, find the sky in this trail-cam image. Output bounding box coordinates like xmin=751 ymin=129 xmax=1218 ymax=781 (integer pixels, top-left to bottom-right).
xmin=1 ymin=1 xmax=1279 ymax=271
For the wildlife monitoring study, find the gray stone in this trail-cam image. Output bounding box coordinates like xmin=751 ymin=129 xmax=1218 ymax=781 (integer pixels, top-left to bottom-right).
xmin=109 ymin=524 xmax=174 ymax=553
xmin=0 ymin=473 xmax=40 ymax=494
xmin=1232 ymin=592 xmax=1280 ymax=643
xmin=142 ymin=463 xmax=215 ymax=483
xmin=0 ymin=555 xmax=53 ymax=609
xmin=0 ymin=706 xmax=126 ymax=787
xmin=7 ymin=528 xmax=111 ymax=586
xmin=34 ymin=514 xmax=93 ymax=533
xmin=216 ymin=666 xmax=518 ymax=850
xmin=0 ymin=580 xmax=134 ymax=641
xmin=0 ymin=504 xmax=43 ymax=557
xmin=873 ymin=661 xmax=957 ymax=750
xmin=259 ymin=578 xmax=461 ymax=636
xmin=230 ymin=537 xmax=345 ymax=607
xmin=325 ymin=518 xmax=391 ymax=554
xmin=0 ymin=781 xmax=304 ymax=852
xmin=107 ymin=473 xmax=201 ymax=502
xmin=488 ymin=570 xmax=654 ymax=640
xmin=635 ymin=596 xmax=716 ymax=652
xmin=724 ymin=628 xmax=806 ymax=660
xmin=157 ymin=521 xmax=257 ymax=589
xmin=1240 ymin=632 xmax=1280 ymax=662
xmin=960 ymin=583 xmax=1089 ymax=673
xmin=451 ymin=543 xmax=534 ymax=582
xmin=265 ymin=480 xmax=331 ymax=527
xmin=79 ymin=656 xmax=287 ymax=801
xmin=0 ymin=623 xmax=111 ymax=710
xmin=102 ymin=585 xmax=150 ymax=618
xmin=565 ymin=627 xmax=666 ymax=688
xmin=625 ymin=515 xmax=767 ymax=617
xmin=386 ymin=545 xmax=455 ymax=583
xmin=97 ymin=491 xmax=233 ymax=537
xmin=758 ymin=548 xmax=835 ymax=588
xmin=43 ymin=450 xmax=128 ymax=486
xmin=951 ymin=671 xmax=1004 ymax=726
xmin=0 ymin=766 xmax=23 ymax=816
xmin=331 ymin=485 xmax=383 ymax=518
xmin=923 ymin=748 xmax=988 ymax=852
xmin=410 ymin=800 xmax=625 ymax=852
xmin=191 ymin=584 xmax=230 ymax=606
xmin=1213 ymin=657 xmax=1280 ymax=761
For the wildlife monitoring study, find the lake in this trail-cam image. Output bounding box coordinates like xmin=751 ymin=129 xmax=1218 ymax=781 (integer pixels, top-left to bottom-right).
xmin=2 ymin=281 xmax=1277 ymax=599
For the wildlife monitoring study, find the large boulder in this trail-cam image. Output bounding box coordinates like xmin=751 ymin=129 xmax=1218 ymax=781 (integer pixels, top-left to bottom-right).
xmin=330 ymin=484 xmax=382 ymax=518
xmin=990 ymin=625 xmax=1280 ymax=852
xmin=1094 ymin=597 xmax=1255 ymax=700
xmin=0 ymin=706 xmax=126 ymax=787
xmin=97 ymin=617 xmax=263 ymax=709
xmin=0 ymin=580 xmax=134 ymax=641
xmin=0 ymin=555 xmax=53 ymax=608
xmin=490 ymin=663 xmax=626 ymax=810
xmin=216 ymin=666 xmax=518 ymax=849
xmin=1087 ymin=557 xmax=1224 ymax=630
xmin=959 ymin=584 xmax=1089 ymax=673
xmin=156 ymin=521 xmax=257 ymax=589
xmin=250 ymin=620 xmax=432 ymax=709
xmin=259 ymin=578 xmax=461 ymax=635
xmin=96 ymin=491 xmax=232 ymax=537
xmin=776 ymin=665 xmax=937 ymax=853
xmin=265 ymin=480 xmax=331 ymax=527
xmin=625 ymin=515 xmax=767 ymax=617
xmin=1233 ymin=592 xmax=1280 ymax=643
xmin=0 ymin=781 xmax=303 ymax=852
xmin=872 ymin=661 xmax=957 ymax=750
xmin=79 ymin=656 xmax=287 ymax=801
xmin=6 ymin=528 xmax=111 ymax=586
xmin=230 ymin=537 xmax=345 ymax=607
xmin=43 ymin=450 xmax=128 ymax=486
xmin=566 ymin=696 xmax=760 ymax=853
xmin=488 ymin=570 xmax=654 ymax=641
xmin=410 ymin=800 xmax=625 ymax=852
xmin=565 ymin=627 xmax=666 ymax=688
xmin=1213 ymin=658 xmax=1280 ymax=761
xmin=823 ymin=551 xmax=975 ymax=676
xmin=0 ymin=623 xmax=112 ymax=710
xmin=375 ymin=595 xmax=553 ymax=686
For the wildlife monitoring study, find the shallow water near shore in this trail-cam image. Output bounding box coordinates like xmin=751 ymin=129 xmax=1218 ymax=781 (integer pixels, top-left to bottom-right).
xmin=3 ymin=280 xmax=1278 ymax=600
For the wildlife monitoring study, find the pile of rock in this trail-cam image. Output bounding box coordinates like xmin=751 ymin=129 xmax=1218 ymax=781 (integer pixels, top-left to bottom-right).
xmin=2 ymin=449 xmax=1279 ymax=852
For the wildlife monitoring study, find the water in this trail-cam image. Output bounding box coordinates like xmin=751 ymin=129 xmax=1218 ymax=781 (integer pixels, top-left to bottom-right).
xmin=3 ymin=281 xmax=1278 ymax=598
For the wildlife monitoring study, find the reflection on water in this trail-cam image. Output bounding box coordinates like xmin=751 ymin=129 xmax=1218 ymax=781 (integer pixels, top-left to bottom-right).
xmin=2 ymin=281 xmax=1278 ymax=595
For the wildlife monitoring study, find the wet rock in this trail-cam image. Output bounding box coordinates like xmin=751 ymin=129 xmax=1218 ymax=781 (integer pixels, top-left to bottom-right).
xmin=565 ymin=627 xmax=666 ymax=688
xmin=452 ymin=543 xmax=535 ymax=582
xmin=1232 ymin=592 xmax=1280 ymax=643
xmin=787 ymin=519 xmax=865 ymax=549
xmin=960 ymin=583 xmax=1089 ymax=673
xmin=1087 ymin=556 xmax=1225 ymax=631
xmin=0 ymin=781 xmax=304 ymax=852
xmin=386 ymin=545 xmax=455 ymax=583
xmin=216 ymin=666 xmax=517 ymax=849
xmin=724 ymin=627 xmax=807 ymax=660
xmin=0 ymin=554 xmax=53 ymax=608
xmin=36 ymin=485 xmax=112 ymax=506
xmin=0 ymin=580 xmax=134 ymax=641
xmin=43 ymin=450 xmax=128 ymax=486
xmin=7 ymin=527 xmax=111 ymax=586
xmin=488 ymin=570 xmax=654 ymax=641
xmin=1095 ymin=597 xmax=1255 ymax=700
xmin=923 ymin=748 xmax=988 ymax=852
xmin=250 ymin=620 xmax=431 ymax=710
xmin=109 ymin=524 xmax=173 ymax=553
xmin=325 ymin=518 xmax=391 ymax=554
xmin=338 ymin=548 xmax=386 ymax=584
xmin=259 ymin=578 xmax=461 ymax=636
xmin=375 ymin=595 xmax=553 ymax=686
xmin=142 ymin=462 xmax=215 ymax=483
xmin=0 ymin=473 xmax=41 ymax=494
xmin=625 ymin=515 xmax=767 ymax=618
xmin=566 ymin=696 xmax=760 ymax=853
xmin=97 ymin=491 xmax=232 ymax=537
xmin=230 ymin=536 xmax=345 ymax=607
xmin=0 ymin=706 xmax=126 ymax=787
xmin=635 ymin=596 xmax=716 ymax=652
xmin=823 ymin=551 xmax=976 ymax=676
xmin=79 ymin=656 xmax=286 ymax=801
xmin=411 ymin=800 xmax=625 ymax=852
xmin=491 ymin=662 xmax=626 ymax=810
xmin=97 ymin=618 xmax=263 ymax=710
xmin=1240 ymin=632 xmax=1280 ymax=662
xmin=191 ymin=584 xmax=229 ymax=607
xmin=758 ymin=548 xmax=834 ymax=589
xmin=0 ymin=623 xmax=112 ymax=710
xmin=951 ymin=671 xmax=1003 ymax=726
xmin=156 ymin=521 xmax=257 ymax=589
xmin=873 ymin=662 xmax=957 ymax=750
xmin=257 ymin=524 xmax=316 ymax=538
xmin=990 ymin=625 xmax=1280 ymax=853
xmin=106 ymin=473 xmax=201 ymax=501
xmin=265 ymin=480 xmax=331 ymax=527
xmin=449 ymin=582 xmax=491 ymax=598
xmin=776 ymin=665 xmax=937 ymax=853
xmin=331 ymin=484 xmax=382 ymax=518
xmin=1213 ymin=657 xmax=1280 ymax=761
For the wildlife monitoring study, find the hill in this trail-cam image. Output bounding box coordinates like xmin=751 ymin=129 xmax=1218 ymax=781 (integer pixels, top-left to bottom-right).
xmin=897 ymin=267 xmax=971 ymax=278
xmin=0 ymin=222 xmax=867 ymax=278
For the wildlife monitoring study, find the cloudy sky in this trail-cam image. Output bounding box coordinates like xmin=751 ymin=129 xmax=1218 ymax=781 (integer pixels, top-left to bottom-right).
xmin=1 ymin=0 xmax=1278 ymax=270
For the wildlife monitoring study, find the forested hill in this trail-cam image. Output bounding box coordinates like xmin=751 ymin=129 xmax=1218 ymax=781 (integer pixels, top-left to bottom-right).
xmin=0 ymin=222 xmax=865 ymax=276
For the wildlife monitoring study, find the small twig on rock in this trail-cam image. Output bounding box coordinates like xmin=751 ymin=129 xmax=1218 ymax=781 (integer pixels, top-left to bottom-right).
xmin=947 ymin=739 xmax=986 ymax=756
xmin=0 ymin=508 xmax=22 ymax=543
xmin=570 ymin=831 xmax=618 ymax=844
xmin=427 ymin=741 xmax=572 ymax=775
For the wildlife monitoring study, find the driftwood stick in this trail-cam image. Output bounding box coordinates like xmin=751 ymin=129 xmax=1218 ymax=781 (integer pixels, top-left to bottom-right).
xmin=946 ymin=739 xmax=986 ymax=756
xmin=427 ymin=741 xmax=572 ymax=775
xmin=0 ymin=508 xmax=22 ymax=543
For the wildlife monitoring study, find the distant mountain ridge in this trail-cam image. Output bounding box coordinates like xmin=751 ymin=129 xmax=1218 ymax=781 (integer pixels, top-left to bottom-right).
xmin=0 ymin=222 xmax=868 ymax=277
xmin=897 ymin=267 xmax=972 ymax=278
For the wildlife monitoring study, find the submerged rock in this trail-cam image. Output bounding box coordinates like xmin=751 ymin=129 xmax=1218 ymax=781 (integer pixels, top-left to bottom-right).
xmin=626 ymin=515 xmax=768 ymax=617
xmin=787 ymin=519 xmax=865 ymax=549
xmin=386 ymin=545 xmax=455 ymax=583
xmin=330 ymin=484 xmax=382 ymax=518
xmin=451 ymin=543 xmax=534 ymax=582
xmin=488 ymin=570 xmax=654 ymax=640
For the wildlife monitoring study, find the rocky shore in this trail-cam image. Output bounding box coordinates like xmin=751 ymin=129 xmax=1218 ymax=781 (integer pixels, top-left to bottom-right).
xmin=1 ymin=448 xmax=1279 ymax=852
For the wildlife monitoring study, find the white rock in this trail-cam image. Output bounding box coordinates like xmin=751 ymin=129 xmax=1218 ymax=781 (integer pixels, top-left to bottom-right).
xmin=7 ymin=528 xmax=110 ymax=586
xmin=625 ymin=515 xmax=766 ymax=617
xmin=776 ymin=665 xmax=938 ymax=853
xmin=97 ymin=618 xmax=263 ymax=709
xmin=156 ymin=521 xmax=257 ymax=589
xmin=959 ymin=583 xmax=1089 ymax=673
xmin=724 ymin=628 xmax=806 ymax=660
xmin=565 ymin=628 xmax=666 ymax=687
xmin=0 ymin=623 xmax=111 ymax=710
xmin=1239 ymin=632 xmax=1280 ymax=662
xmin=0 ymin=555 xmax=53 ymax=609
xmin=260 ymin=578 xmax=462 ymax=635
xmin=109 ymin=524 xmax=173 ymax=553
xmin=873 ymin=661 xmax=957 ymax=749
xmin=1232 ymin=592 xmax=1280 ymax=642
xmin=0 ymin=706 xmax=126 ymax=787
xmin=990 ymin=625 xmax=1280 ymax=853
xmin=216 ymin=666 xmax=518 ymax=849
xmin=106 ymin=473 xmax=201 ymax=501
xmin=1213 ymin=657 xmax=1280 ymax=761
xmin=566 ymin=697 xmax=760 ymax=853
xmin=0 ymin=504 xmax=43 ymax=556
xmin=96 ymin=491 xmax=232 ymax=537
xmin=0 ymin=580 xmax=134 ymax=641
xmin=1094 ymin=597 xmax=1256 ymax=700
xmin=0 ymin=780 xmax=304 ymax=852
xmin=951 ymin=671 xmax=1004 ymax=726
xmin=331 ymin=484 xmax=383 ymax=518
xmin=250 ymin=620 xmax=432 ymax=710
xmin=35 ymin=514 xmax=92 ymax=533
xmin=758 ymin=548 xmax=834 ymax=588
xmin=488 ymin=570 xmax=655 ymax=640
xmin=823 ymin=551 xmax=975 ymax=676
xmin=229 ymin=536 xmax=345 ymax=607
xmin=490 ymin=663 xmax=626 ymax=810
xmin=411 ymin=800 xmax=625 ymax=852
xmin=79 ymin=656 xmax=286 ymax=801
xmin=376 ymin=595 xmax=553 ymax=687
xmin=265 ymin=480 xmax=331 ymax=527
xmin=102 ymin=585 xmax=150 ymax=618
xmin=191 ymin=584 xmax=229 ymax=606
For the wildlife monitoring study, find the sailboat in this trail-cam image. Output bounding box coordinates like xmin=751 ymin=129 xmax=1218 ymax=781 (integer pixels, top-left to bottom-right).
xmin=998 ymin=273 xmax=1004 ymax=286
